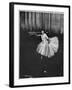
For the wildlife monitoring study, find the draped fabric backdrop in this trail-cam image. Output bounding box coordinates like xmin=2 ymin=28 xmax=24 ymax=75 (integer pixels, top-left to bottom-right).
xmin=20 ymin=11 xmax=64 ymax=34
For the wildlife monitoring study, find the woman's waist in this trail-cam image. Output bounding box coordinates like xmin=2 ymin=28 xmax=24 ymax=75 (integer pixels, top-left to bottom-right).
xmin=42 ymin=40 xmax=48 ymax=43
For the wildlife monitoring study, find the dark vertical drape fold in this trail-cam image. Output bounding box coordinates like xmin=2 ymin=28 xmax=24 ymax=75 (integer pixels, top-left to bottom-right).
xmin=25 ymin=12 xmax=28 ymax=30
xmin=32 ymin=12 xmax=36 ymax=30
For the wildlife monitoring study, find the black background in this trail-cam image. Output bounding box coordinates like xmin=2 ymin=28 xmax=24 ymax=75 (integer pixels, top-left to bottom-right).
xmin=19 ymin=29 xmax=63 ymax=78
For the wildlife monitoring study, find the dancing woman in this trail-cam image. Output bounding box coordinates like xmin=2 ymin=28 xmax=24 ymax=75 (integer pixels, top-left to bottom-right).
xmin=36 ymin=30 xmax=59 ymax=58
xmin=36 ymin=30 xmax=59 ymax=73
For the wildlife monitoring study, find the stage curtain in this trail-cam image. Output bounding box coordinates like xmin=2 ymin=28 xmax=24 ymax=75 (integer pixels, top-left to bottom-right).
xmin=20 ymin=12 xmax=64 ymax=34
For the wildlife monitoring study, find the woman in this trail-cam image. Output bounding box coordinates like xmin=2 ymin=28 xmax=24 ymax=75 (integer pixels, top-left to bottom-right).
xmin=36 ymin=30 xmax=59 ymax=59
xmin=36 ymin=30 xmax=59 ymax=73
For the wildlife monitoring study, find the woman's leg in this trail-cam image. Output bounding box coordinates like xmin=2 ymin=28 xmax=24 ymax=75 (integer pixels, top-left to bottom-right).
xmin=43 ymin=57 xmax=48 ymax=73
xmin=41 ymin=55 xmax=43 ymax=60
xmin=40 ymin=56 xmax=48 ymax=74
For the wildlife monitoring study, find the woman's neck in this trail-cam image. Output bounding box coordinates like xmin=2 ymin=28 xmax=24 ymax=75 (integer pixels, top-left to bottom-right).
xmin=42 ymin=33 xmax=44 ymax=35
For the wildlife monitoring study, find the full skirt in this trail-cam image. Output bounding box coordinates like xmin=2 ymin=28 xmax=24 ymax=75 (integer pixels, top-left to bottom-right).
xmin=36 ymin=37 xmax=59 ymax=58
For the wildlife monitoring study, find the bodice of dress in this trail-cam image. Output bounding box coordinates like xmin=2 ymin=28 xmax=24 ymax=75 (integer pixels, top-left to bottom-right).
xmin=41 ymin=33 xmax=48 ymax=42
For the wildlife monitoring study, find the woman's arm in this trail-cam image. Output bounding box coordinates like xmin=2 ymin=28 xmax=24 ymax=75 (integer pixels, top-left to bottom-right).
xmin=35 ymin=34 xmax=41 ymax=37
xmin=28 ymin=32 xmax=41 ymax=36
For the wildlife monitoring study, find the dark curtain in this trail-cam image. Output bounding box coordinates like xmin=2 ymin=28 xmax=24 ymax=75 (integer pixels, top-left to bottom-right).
xmin=20 ymin=11 xmax=64 ymax=34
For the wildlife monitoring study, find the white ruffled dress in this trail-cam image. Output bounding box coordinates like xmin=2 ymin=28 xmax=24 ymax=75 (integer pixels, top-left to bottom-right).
xmin=36 ymin=33 xmax=59 ymax=58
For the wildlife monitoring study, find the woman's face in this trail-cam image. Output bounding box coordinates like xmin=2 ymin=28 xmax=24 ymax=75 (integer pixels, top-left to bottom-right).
xmin=41 ymin=31 xmax=44 ymax=34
